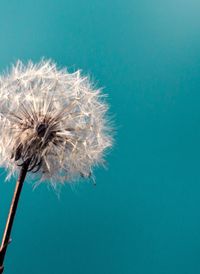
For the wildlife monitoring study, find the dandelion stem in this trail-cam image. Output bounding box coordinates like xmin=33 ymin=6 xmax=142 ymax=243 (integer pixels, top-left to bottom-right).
xmin=0 ymin=159 xmax=30 ymax=273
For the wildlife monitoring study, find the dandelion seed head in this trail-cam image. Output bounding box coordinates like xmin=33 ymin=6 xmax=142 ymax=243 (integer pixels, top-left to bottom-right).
xmin=0 ymin=60 xmax=112 ymax=186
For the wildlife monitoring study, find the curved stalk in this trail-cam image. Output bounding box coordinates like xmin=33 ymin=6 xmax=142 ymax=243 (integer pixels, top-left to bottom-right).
xmin=0 ymin=159 xmax=30 ymax=273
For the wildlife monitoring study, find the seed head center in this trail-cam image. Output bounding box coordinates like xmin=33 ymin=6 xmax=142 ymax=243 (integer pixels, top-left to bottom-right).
xmin=36 ymin=122 xmax=48 ymax=138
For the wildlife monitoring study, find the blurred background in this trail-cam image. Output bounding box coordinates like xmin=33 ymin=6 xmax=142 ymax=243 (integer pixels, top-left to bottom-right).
xmin=0 ymin=0 xmax=200 ymax=273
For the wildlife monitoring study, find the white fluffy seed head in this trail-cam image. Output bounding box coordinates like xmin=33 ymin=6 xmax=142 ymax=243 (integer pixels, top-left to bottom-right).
xmin=0 ymin=60 xmax=112 ymax=186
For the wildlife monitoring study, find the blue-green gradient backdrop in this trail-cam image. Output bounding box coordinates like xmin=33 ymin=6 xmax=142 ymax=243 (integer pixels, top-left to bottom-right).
xmin=0 ymin=0 xmax=200 ymax=273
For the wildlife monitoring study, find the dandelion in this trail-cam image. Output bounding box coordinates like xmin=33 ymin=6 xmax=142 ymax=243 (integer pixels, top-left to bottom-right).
xmin=0 ymin=60 xmax=112 ymax=272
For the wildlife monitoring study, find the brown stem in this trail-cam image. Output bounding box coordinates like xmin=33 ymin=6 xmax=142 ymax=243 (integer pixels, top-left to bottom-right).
xmin=0 ymin=159 xmax=30 ymax=273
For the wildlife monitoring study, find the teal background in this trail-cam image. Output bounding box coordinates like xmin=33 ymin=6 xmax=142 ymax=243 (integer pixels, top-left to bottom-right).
xmin=0 ymin=0 xmax=200 ymax=273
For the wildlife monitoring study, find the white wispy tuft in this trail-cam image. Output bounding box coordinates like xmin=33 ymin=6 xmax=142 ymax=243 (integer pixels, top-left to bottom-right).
xmin=0 ymin=60 xmax=112 ymax=186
